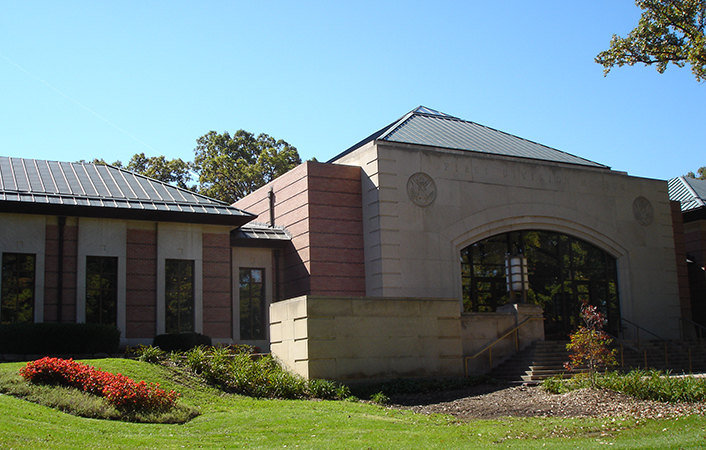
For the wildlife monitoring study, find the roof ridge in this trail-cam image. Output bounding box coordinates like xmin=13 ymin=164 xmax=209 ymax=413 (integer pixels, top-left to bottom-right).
xmin=328 ymin=107 xmax=609 ymax=169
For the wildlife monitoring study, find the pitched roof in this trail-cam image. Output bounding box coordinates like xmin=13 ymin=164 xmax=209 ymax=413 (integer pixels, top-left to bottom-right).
xmin=668 ymin=176 xmax=706 ymax=212
xmin=330 ymin=106 xmax=609 ymax=169
xmin=231 ymin=222 xmax=291 ymax=248
xmin=0 ymin=156 xmax=255 ymax=226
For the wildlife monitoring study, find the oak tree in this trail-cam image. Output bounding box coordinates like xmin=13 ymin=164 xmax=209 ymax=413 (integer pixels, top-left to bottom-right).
xmin=124 ymin=153 xmax=193 ymax=190
xmin=193 ymin=130 xmax=301 ymax=204
xmin=596 ymin=0 xmax=706 ymax=81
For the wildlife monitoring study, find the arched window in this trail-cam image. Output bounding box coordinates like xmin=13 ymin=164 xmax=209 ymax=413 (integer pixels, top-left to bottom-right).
xmin=460 ymin=230 xmax=620 ymax=339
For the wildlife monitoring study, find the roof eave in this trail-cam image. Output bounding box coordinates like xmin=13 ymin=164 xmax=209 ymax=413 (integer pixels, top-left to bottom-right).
xmin=0 ymin=200 xmax=256 ymax=227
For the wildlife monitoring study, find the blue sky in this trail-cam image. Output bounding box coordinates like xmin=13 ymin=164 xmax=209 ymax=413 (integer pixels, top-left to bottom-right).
xmin=1 ymin=1 xmax=703 ymax=181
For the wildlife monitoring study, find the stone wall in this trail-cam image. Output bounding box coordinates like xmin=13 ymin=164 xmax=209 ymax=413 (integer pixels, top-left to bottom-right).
xmin=461 ymin=303 xmax=544 ymax=375
xmin=270 ymin=295 xmax=464 ymax=380
xmin=334 ymin=141 xmax=682 ymax=339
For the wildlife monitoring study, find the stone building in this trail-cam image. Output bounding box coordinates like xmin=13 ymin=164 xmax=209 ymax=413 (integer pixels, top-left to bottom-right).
xmin=0 ymin=107 xmax=692 ymax=380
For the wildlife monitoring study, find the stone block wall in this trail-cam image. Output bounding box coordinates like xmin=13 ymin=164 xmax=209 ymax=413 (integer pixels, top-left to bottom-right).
xmin=270 ymin=295 xmax=464 ymax=380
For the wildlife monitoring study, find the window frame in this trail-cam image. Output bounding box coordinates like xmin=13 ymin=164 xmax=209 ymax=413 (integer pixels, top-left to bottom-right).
xmin=165 ymin=259 xmax=195 ymax=334
xmin=239 ymin=267 xmax=266 ymax=340
xmin=1 ymin=252 xmax=37 ymax=324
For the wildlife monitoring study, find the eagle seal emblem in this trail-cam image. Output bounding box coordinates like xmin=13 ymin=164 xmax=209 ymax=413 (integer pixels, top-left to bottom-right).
xmin=633 ymin=196 xmax=654 ymax=226
xmin=407 ymin=172 xmax=437 ymax=207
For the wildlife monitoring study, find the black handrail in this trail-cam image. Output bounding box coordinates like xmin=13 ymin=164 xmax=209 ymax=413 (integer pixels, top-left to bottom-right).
xmin=678 ymin=317 xmax=706 ymax=346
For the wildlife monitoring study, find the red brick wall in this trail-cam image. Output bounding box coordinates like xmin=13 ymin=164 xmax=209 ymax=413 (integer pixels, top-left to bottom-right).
xmin=234 ymin=161 xmax=365 ymax=298
xmin=43 ymin=220 xmax=78 ymax=323
xmin=202 ymin=232 xmax=232 ymax=338
xmin=671 ymin=201 xmax=692 ymax=320
xmin=125 ymin=228 xmax=157 ymax=338
xmin=684 ymin=219 xmax=706 ymax=325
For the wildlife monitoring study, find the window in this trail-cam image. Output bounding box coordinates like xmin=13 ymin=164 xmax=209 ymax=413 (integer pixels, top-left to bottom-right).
xmin=85 ymin=256 xmax=118 ymax=326
xmin=461 ymin=231 xmax=620 ymax=339
xmin=165 ymin=259 xmax=194 ymax=334
xmin=1 ymin=253 xmax=36 ymax=324
xmin=239 ymin=268 xmax=265 ymax=340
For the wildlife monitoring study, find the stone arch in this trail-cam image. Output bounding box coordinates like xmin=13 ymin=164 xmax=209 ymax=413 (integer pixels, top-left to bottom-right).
xmin=442 ymin=205 xmax=633 ymax=331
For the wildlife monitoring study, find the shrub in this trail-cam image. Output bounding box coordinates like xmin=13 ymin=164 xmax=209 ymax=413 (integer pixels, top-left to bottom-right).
xmin=152 ymin=332 xmax=212 ymax=352
xmin=565 ymin=301 xmax=617 ymax=386
xmin=307 ymin=378 xmax=341 ymax=400
xmin=19 ymin=357 xmax=179 ymax=411
xmin=369 ymin=391 xmax=390 ymax=405
xmin=129 ymin=345 xmax=167 ymax=363
xmin=175 ymin=346 xmax=350 ymax=400
xmin=0 ymin=323 xmax=120 ymax=355
xmin=542 ymin=369 xmax=706 ymax=403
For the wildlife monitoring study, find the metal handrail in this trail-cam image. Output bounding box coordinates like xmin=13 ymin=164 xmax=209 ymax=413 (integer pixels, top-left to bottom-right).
xmin=620 ymin=318 xmax=686 ymax=370
xmin=678 ymin=317 xmax=706 ymax=346
xmin=620 ymin=318 xmax=683 ymax=350
xmin=464 ymin=317 xmax=543 ymax=377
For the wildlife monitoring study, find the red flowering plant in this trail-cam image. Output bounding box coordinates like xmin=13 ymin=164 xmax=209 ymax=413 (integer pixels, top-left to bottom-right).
xmin=564 ymin=301 xmax=618 ymax=386
xmin=19 ymin=357 xmax=179 ymax=411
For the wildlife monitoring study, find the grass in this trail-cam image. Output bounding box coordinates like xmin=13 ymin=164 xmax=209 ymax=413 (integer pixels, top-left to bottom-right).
xmin=1 ymin=360 xmax=706 ymax=449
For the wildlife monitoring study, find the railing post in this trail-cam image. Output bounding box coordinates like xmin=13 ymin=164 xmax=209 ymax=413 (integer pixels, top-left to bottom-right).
xmin=620 ymin=343 xmax=624 ymax=368
xmin=644 ymin=350 xmax=647 ymax=368
xmin=689 ymin=348 xmax=693 ymax=374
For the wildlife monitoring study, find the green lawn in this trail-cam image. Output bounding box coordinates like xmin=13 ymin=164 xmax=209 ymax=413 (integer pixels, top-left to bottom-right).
xmin=1 ymin=359 xmax=705 ymax=449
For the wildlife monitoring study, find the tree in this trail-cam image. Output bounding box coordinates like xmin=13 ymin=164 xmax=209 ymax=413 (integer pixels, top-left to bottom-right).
xmin=124 ymin=153 xmax=193 ymax=190
xmin=596 ymin=0 xmax=706 ymax=81
xmin=564 ymin=301 xmax=617 ymax=387
xmin=193 ymin=130 xmax=301 ymax=204
xmin=686 ymin=166 xmax=706 ymax=179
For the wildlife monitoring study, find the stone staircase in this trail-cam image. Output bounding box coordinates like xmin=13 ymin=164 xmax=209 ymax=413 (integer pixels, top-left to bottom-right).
xmin=488 ymin=339 xmax=706 ymax=383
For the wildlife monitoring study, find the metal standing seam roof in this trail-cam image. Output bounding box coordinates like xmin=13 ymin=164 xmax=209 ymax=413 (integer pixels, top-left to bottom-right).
xmin=329 ymin=106 xmax=610 ymax=169
xmin=231 ymin=222 xmax=291 ymax=248
xmin=668 ymin=176 xmax=706 ymax=212
xmin=0 ymin=156 xmax=255 ymax=226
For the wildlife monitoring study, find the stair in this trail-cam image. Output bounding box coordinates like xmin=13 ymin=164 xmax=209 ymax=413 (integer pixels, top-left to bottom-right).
xmin=488 ymin=339 xmax=706 ymax=383
xmin=489 ymin=341 xmax=572 ymax=382
xmin=614 ymin=339 xmax=706 ymax=374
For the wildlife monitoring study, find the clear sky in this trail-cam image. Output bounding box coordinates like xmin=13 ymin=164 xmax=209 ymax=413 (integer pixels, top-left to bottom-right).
xmin=1 ymin=1 xmax=703 ymax=181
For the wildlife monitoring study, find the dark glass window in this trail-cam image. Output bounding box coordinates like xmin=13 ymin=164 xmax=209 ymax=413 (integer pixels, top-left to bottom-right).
xmin=240 ymin=268 xmax=265 ymax=340
xmin=86 ymin=256 xmax=118 ymax=326
xmin=165 ymin=259 xmax=194 ymax=334
xmin=1 ymin=253 xmax=36 ymax=324
xmin=460 ymin=231 xmax=620 ymax=339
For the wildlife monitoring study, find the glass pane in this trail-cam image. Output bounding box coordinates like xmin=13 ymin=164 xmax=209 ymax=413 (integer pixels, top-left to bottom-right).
xmin=460 ymin=231 xmax=620 ymax=335
xmin=2 ymin=253 xmax=35 ymax=324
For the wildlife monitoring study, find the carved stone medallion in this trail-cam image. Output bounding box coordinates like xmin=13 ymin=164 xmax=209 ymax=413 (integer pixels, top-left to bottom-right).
xmin=633 ymin=196 xmax=654 ymax=226
xmin=407 ymin=172 xmax=437 ymax=207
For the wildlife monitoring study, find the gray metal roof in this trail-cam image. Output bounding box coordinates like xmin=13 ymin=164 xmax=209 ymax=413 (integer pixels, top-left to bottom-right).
xmin=0 ymin=156 xmax=255 ymax=226
xmin=231 ymin=222 xmax=291 ymax=248
xmin=668 ymin=176 xmax=706 ymax=212
xmin=330 ymin=107 xmax=610 ymax=169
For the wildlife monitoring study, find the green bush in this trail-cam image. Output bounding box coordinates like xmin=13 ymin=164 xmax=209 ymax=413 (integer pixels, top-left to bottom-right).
xmin=152 ymin=333 xmax=212 ymax=352
xmin=0 ymin=323 xmax=120 ymax=355
xmin=369 ymin=391 xmax=390 ymax=405
xmin=541 ymin=370 xmax=706 ymax=403
xmin=173 ymin=346 xmax=350 ymax=400
xmin=129 ymin=345 xmax=167 ymax=363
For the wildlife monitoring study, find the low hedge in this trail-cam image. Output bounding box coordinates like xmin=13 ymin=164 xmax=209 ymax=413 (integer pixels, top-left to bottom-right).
xmin=0 ymin=323 xmax=120 ymax=355
xmin=152 ymin=332 xmax=211 ymax=352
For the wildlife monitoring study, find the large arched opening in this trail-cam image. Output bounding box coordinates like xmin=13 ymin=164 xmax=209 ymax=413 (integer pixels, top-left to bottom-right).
xmin=460 ymin=230 xmax=620 ymax=340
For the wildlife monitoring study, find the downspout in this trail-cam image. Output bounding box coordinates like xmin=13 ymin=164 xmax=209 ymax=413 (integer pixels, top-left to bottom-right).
xmin=268 ymin=188 xmax=275 ymax=227
xmin=268 ymin=188 xmax=281 ymax=301
xmin=57 ymin=216 xmax=66 ymax=323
